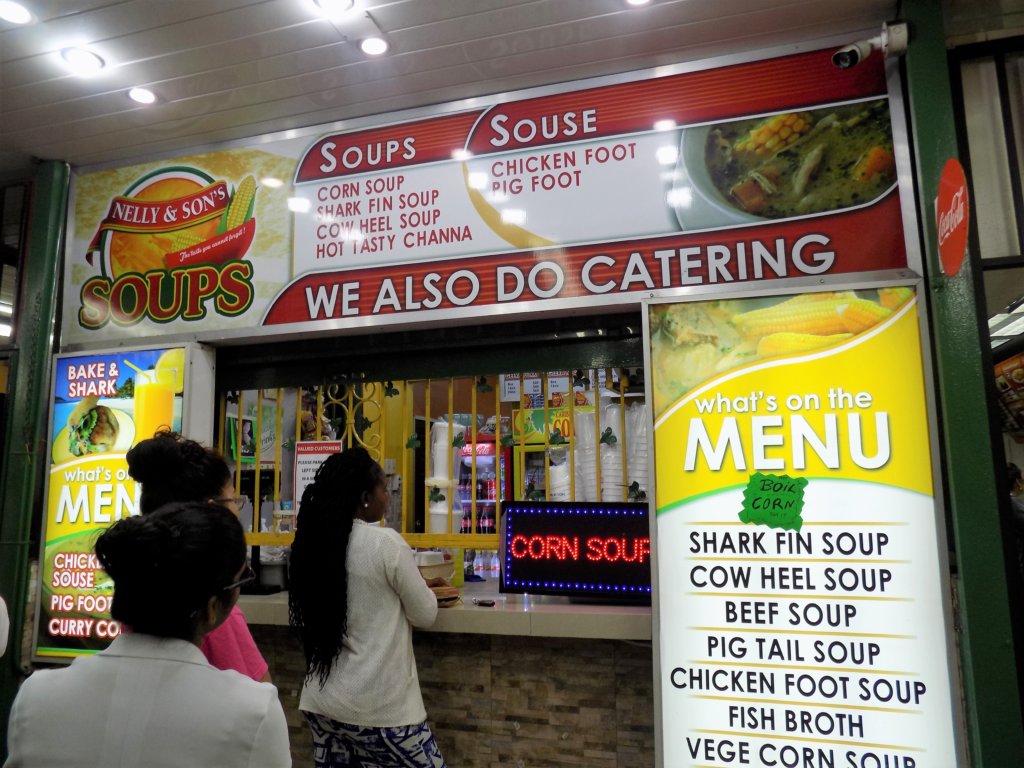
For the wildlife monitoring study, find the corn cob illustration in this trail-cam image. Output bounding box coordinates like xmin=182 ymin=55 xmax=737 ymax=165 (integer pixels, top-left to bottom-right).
xmin=167 ymin=229 xmax=204 ymax=252
xmin=225 ymin=175 xmax=256 ymax=230
xmin=757 ymin=332 xmax=853 ymax=357
xmin=786 ymin=291 xmax=858 ymax=305
xmin=735 ymin=112 xmax=814 ymax=159
xmin=733 ymin=296 xmax=850 ymax=338
xmin=837 ymin=298 xmax=892 ymax=333
xmin=877 ymin=286 xmax=914 ymax=310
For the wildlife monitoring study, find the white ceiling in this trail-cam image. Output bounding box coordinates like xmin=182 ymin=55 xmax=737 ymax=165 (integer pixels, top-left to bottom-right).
xmin=0 ymin=0 xmax=903 ymax=180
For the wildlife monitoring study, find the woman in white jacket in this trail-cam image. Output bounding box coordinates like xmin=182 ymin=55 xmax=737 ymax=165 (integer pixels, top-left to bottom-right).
xmin=4 ymin=502 xmax=290 ymax=768
xmin=289 ymin=448 xmax=446 ymax=768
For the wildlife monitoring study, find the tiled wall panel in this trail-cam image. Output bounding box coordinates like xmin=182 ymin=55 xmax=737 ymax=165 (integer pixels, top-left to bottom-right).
xmin=251 ymin=626 xmax=655 ymax=767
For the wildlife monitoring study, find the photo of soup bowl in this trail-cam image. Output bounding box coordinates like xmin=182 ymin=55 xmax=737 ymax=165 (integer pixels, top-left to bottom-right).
xmin=670 ymin=124 xmax=762 ymax=232
xmin=672 ymin=100 xmax=897 ymax=229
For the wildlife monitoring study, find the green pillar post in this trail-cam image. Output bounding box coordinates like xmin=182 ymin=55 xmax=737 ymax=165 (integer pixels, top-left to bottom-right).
xmin=903 ymin=1 xmax=1024 ymax=762
xmin=0 ymin=161 xmax=69 ymax=753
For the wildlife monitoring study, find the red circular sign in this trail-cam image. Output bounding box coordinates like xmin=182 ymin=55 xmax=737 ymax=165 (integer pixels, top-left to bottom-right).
xmin=937 ymin=158 xmax=969 ymax=277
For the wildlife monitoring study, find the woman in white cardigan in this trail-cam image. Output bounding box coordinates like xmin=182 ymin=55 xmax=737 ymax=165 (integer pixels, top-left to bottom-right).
xmin=4 ymin=502 xmax=291 ymax=768
xmin=289 ymin=448 xmax=446 ymax=768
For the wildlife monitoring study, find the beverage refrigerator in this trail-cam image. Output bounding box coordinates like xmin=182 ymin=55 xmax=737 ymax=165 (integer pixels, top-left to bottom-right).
xmin=455 ymin=435 xmax=511 ymax=534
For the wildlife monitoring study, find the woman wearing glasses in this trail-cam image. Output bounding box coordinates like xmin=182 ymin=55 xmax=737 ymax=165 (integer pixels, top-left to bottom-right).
xmin=289 ymin=448 xmax=448 ymax=768
xmin=126 ymin=431 xmax=270 ymax=682
xmin=4 ymin=503 xmax=291 ymax=767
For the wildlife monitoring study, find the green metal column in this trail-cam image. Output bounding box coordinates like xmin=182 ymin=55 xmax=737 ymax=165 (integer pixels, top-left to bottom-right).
xmin=904 ymin=1 xmax=1024 ymax=762
xmin=0 ymin=161 xmax=69 ymax=752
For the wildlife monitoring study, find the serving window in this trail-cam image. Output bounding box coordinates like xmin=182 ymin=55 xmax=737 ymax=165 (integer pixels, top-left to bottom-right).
xmin=216 ymin=367 xmax=650 ymax=552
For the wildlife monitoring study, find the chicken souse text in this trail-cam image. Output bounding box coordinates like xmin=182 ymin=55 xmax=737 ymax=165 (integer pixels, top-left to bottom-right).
xmin=300 ymin=234 xmax=836 ymax=319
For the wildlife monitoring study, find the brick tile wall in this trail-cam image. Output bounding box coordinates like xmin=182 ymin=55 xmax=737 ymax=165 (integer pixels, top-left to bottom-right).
xmin=251 ymin=626 xmax=655 ymax=768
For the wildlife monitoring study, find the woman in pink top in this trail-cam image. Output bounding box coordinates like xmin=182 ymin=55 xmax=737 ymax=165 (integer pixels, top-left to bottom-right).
xmin=125 ymin=431 xmax=270 ymax=682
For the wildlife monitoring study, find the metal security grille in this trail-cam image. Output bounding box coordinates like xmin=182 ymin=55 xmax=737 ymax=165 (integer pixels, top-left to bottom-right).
xmin=216 ymin=369 xmax=646 ymax=550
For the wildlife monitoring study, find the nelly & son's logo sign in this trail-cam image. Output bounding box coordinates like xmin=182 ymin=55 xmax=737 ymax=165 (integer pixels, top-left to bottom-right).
xmin=78 ymin=167 xmax=258 ymax=328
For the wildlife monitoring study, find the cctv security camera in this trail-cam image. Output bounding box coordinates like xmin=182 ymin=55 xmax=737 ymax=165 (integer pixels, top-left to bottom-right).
xmin=832 ymin=22 xmax=908 ymax=69
xmin=832 ymin=39 xmax=876 ymax=69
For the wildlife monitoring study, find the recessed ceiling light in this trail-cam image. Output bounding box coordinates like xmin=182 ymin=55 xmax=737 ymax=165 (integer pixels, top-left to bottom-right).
xmin=128 ymin=87 xmax=157 ymax=104
xmin=260 ymin=177 xmax=284 ymax=188
xmin=60 ymin=47 xmax=105 ymax=75
xmin=0 ymin=1 xmax=31 ymax=24
xmin=361 ymin=36 xmax=388 ymax=55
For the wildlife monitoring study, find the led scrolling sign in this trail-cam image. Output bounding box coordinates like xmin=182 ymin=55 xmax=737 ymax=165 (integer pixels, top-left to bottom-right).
xmin=501 ymin=501 xmax=651 ymax=602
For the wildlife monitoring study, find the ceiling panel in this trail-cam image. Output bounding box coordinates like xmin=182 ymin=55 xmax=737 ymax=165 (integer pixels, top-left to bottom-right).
xmin=0 ymin=0 xmax=899 ymax=178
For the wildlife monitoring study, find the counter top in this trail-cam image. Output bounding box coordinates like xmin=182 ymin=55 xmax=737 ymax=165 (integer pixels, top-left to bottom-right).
xmin=238 ymin=580 xmax=652 ymax=641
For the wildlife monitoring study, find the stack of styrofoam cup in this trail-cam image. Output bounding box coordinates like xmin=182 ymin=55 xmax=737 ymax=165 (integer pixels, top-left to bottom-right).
xmin=626 ymin=401 xmax=650 ymax=498
xmin=574 ymin=410 xmax=598 ymax=501
xmin=601 ymin=403 xmax=624 ymax=501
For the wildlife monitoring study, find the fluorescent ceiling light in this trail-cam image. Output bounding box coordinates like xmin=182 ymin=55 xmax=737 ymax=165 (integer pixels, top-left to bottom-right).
xmin=128 ymin=87 xmax=156 ymax=104
xmin=361 ymin=36 xmax=388 ymax=55
xmin=60 ymin=47 xmax=105 ymax=75
xmin=0 ymin=322 xmax=11 ymax=337
xmin=0 ymin=1 xmax=31 ymax=24
xmin=626 ymin=0 xmax=651 ymax=6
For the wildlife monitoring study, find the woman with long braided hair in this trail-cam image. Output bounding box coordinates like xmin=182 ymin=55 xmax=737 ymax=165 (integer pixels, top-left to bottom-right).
xmin=289 ymin=448 xmax=447 ymax=768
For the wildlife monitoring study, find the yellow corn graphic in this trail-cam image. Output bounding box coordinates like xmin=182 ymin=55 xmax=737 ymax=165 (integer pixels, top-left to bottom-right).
xmin=878 ymin=286 xmax=914 ymax=310
xmin=838 ymin=299 xmax=891 ymax=333
xmin=733 ymin=297 xmax=849 ymax=338
xmin=735 ymin=112 xmax=814 ymax=159
xmin=787 ymin=291 xmax=857 ymax=305
xmin=225 ymin=175 xmax=256 ymax=230
xmin=167 ymin=229 xmax=204 ymax=252
xmin=757 ymin=332 xmax=852 ymax=357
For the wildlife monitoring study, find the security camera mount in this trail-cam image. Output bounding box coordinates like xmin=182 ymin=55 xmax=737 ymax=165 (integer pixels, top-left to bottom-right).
xmin=832 ymin=21 xmax=908 ymax=69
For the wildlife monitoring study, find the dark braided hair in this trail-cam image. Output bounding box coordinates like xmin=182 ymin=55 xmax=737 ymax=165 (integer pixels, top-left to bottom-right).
xmin=125 ymin=430 xmax=231 ymax=514
xmin=288 ymin=447 xmax=383 ymax=688
xmin=95 ymin=502 xmax=245 ymax=640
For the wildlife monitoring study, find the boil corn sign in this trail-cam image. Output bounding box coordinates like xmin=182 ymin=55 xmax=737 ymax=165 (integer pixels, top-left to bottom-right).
xmin=647 ymin=289 xmax=962 ymax=765
xmin=63 ymin=46 xmax=909 ymax=345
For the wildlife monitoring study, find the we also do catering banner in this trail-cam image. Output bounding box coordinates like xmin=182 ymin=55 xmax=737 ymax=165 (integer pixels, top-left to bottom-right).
xmin=648 ymin=288 xmax=961 ymax=765
xmin=35 ymin=347 xmax=185 ymax=659
xmin=63 ymin=47 xmax=906 ymax=345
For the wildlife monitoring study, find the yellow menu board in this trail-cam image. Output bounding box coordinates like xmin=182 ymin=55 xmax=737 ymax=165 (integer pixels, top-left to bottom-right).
xmin=35 ymin=347 xmax=185 ymax=659
xmin=648 ymin=288 xmax=962 ymax=766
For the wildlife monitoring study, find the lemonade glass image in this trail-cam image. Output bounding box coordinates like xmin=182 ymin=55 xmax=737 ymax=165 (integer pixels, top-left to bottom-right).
xmin=133 ymin=368 xmax=176 ymax=444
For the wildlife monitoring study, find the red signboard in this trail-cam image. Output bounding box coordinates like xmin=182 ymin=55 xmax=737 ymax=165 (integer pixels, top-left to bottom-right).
xmin=66 ymin=47 xmax=908 ymax=345
xmin=937 ymin=158 xmax=969 ymax=276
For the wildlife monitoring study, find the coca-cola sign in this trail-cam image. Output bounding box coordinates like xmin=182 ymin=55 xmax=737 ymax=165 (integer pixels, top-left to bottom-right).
xmin=937 ymin=158 xmax=969 ymax=276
